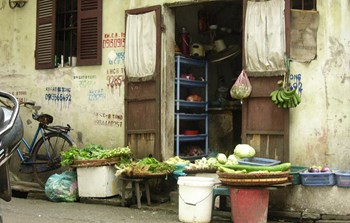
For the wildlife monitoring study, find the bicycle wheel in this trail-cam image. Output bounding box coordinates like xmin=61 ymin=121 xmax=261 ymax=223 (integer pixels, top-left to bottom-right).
xmin=32 ymin=132 xmax=75 ymax=187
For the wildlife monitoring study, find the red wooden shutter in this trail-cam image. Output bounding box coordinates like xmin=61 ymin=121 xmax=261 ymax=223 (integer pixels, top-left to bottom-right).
xmin=35 ymin=0 xmax=55 ymax=69
xmin=77 ymin=0 xmax=102 ymax=66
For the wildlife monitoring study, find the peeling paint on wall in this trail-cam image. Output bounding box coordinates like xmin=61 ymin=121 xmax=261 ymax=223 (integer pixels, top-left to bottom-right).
xmin=0 ymin=0 xmax=5 ymax=10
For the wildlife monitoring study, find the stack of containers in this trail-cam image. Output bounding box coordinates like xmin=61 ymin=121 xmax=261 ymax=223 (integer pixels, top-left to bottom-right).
xmin=335 ymin=171 xmax=350 ymax=187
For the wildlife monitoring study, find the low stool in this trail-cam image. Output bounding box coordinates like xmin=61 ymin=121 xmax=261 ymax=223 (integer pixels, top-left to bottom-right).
xmin=212 ymin=185 xmax=231 ymax=220
xmin=120 ymin=177 xmax=151 ymax=209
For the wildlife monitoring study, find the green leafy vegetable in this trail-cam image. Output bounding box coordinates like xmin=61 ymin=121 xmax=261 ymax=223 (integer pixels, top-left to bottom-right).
xmin=61 ymin=144 xmax=132 ymax=166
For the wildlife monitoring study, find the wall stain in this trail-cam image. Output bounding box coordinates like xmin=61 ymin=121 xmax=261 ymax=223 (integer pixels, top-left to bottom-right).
xmin=0 ymin=0 xmax=5 ymax=10
xmin=77 ymin=132 xmax=83 ymax=144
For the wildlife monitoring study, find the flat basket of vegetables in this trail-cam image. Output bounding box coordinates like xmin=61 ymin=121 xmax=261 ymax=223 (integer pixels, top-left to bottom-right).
xmin=216 ymin=163 xmax=293 ymax=186
xmin=61 ymin=144 xmax=132 ymax=168
xmin=219 ymin=177 xmax=290 ymax=186
xmin=116 ymin=157 xmax=176 ymax=178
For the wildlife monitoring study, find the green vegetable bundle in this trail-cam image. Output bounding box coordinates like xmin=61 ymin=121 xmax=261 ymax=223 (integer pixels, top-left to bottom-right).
xmin=221 ymin=163 xmax=291 ymax=173
xmin=61 ymin=144 xmax=132 ymax=166
xmin=116 ymin=157 xmax=176 ymax=177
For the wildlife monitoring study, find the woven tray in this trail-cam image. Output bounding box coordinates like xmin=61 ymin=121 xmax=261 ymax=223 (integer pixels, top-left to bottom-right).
xmin=183 ymin=168 xmax=217 ymax=174
xmin=217 ymin=171 xmax=290 ymax=179
xmin=70 ymin=157 xmax=120 ymax=168
xmin=219 ymin=176 xmax=290 ymax=186
xmin=123 ymin=172 xmax=168 ymax=178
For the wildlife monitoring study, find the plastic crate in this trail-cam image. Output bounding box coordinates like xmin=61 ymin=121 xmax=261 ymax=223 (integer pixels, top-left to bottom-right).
xmin=335 ymin=171 xmax=350 ymax=188
xmin=290 ymin=166 xmax=308 ymax=185
xmin=300 ymin=172 xmax=335 ymax=186
xmin=238 ymin=157 xmax=281 ymax=166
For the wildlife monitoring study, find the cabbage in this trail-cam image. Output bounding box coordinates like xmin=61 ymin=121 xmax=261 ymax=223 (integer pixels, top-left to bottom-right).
xmin=207 ymin=157 xmax=218 ymax=165
xmin=217 ymin=153 xmax=227 ymax=164
xmin=225 ymin=159 xmax=238 ymax=165
xmin=227 ymin=154 xmax=239 ymax=164
xmin=233 ymin=144 xmax=256 ymax=158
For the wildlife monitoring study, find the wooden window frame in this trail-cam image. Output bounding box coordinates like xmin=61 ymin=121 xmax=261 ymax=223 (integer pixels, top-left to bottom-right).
xmin=35 ymin=0 xmax=102 ymax=69
xmin=291 ymin=0 xmax=316 ymax=10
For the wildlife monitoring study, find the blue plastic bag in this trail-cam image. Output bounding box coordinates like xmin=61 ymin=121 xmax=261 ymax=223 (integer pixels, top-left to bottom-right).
xmin=45 ymin=170 xmax=78 ymax=202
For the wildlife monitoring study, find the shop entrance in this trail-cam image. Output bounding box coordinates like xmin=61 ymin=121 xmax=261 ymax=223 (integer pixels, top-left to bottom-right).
xmin=170 ymin=1 xmax=244 ymax=156
xmin=168 ymin=0 xmax=290 ymax=162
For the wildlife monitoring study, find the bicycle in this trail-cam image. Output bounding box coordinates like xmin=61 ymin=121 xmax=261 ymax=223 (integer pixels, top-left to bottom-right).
xmin=15 ymin=101 xmax=75 ymax=187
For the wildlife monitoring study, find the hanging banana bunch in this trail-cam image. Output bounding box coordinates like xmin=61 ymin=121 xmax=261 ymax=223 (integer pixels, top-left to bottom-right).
xmin=270 ymin=80 xmax=301 ymax=109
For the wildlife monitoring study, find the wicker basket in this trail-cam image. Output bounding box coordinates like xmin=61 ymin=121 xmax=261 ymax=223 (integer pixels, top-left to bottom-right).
xmin=217 ymin=171 xmax=290 ymax=179
xmin=219 ymin=176 xmax=290 ymax=186
xmin=183 ymin=168 xmax=217 ymax=174
xmin=70 ymin=157 xmax=120 ymax=168
xmin=123 ymin=172 xmax=168 ymax=178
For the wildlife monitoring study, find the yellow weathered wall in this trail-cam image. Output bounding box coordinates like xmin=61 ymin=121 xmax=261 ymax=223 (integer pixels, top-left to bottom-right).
xmin=269 ymin=0 xmax=350 ymax=216
xmin=1 ymin=0 xmax=350 ymax=216
xmin=0 ymin=0 xmax=187 ymax=151
xmin=289 ymin=0 xmax=350 ymax=170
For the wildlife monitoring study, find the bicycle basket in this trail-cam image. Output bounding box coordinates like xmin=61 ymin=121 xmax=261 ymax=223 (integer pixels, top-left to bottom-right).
xmin=37 ymin=114 xmax=53 ymax=124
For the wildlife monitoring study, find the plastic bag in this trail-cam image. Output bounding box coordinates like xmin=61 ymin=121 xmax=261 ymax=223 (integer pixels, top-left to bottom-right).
xmin=45 ymin=170 xmax=78 ymax=202
xmin=230 ymin=69 xmax=252 ymax=102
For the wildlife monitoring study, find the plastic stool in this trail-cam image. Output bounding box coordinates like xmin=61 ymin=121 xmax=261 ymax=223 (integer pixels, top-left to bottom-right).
xmin=211 ymin=185 xmax=231 ymax=220
xmin=120 ymin=177 xmax=151 ymax=209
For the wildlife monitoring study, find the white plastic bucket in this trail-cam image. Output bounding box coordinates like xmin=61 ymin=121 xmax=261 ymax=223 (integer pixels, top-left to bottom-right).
xmin=177 ymin=176 xmax=215 ymax=223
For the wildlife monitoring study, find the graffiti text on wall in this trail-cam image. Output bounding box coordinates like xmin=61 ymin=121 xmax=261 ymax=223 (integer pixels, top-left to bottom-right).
xmin=103 ymin=32 xmax=125 ymax=48
xmin=88 ymin=89 xmax=106 ymax=101
xmin=289 ymin=73 xmax=303 ymax=95
xmin=73 ymin=75 xmax=97 ymax=88
xmin=45 ymin=87 xmax=71 ymax=109
xmin=107 ymin=75 xmax=125 ymax=88
xmin=8 ymin=91 xmax=27 ymax=103
xmin=108 ymin=50 xmax=125 ymax=65
xmin=94 ymin=112 xmax=123 ymax=127
xmin=106 ymin=68 xmax=125 ymax=96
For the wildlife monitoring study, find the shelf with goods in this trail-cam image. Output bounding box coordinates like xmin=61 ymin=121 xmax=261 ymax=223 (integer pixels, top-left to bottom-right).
xmin=175 ymin=55 xmax=208 ymax=158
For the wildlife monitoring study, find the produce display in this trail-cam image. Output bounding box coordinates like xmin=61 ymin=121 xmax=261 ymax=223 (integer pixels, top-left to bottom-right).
xmin=217 ymin=161 xmax=292 ymax=186
xmin=115 ymin=157 xmax=176 ymax=177
xmin=270 ymin=81 xmax=301 ymax=109
xmin=218 ymin=162 xmax=291 ymax=173
xmin=61 ymin=144 xmax=132 ymax=166
xmin=183 ymin=153 xmax=240 ymax=173
xmin=306 ymin=165 xmax=332 ymax=173
xmin=233 ymin=144 xmax=256 ymax=158
xmin=164 ymin=156 xmax=190 ymax=165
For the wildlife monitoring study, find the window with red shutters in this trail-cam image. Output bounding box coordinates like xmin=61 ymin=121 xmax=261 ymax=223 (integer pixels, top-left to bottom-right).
xmin=35 ymin=0 xmax=102 ymax=69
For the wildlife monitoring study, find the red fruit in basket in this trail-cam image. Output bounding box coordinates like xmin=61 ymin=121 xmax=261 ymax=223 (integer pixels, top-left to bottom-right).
xmin=321 ymin=166 xmax=331 ymax=172
xmin=309 ymin=167 xmax=319 ymax=173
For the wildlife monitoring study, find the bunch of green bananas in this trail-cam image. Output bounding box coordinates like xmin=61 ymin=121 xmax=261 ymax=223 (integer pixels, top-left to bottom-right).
xmin=270 ymin=88 xmax=301 ymax=108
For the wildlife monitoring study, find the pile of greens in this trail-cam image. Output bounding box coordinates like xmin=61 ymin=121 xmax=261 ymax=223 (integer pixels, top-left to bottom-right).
xmin=61 ymin=144 xmax=132 ymax=166
xmin=116 ymin=157 xmax=176 ymax=177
